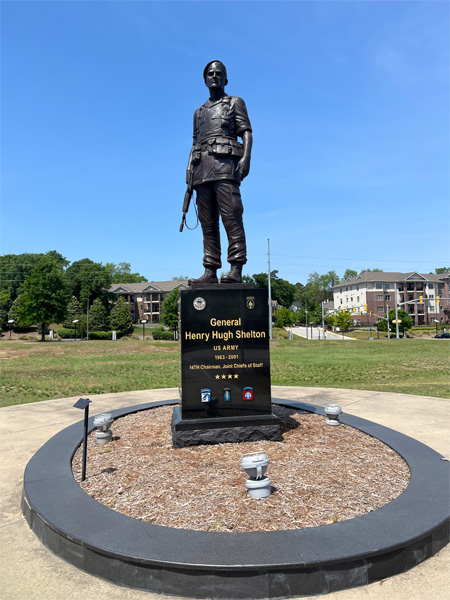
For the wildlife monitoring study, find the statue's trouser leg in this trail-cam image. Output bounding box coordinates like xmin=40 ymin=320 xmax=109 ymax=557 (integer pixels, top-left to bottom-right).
xmin=196 ymin=183 xmax=222 ymax=269
xmin=214 ymin=180 xmax=247 ymax=265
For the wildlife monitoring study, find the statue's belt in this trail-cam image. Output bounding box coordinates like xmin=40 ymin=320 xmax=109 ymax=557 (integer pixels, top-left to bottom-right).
xmin=194 ymin=137 xmax=243 ymax=159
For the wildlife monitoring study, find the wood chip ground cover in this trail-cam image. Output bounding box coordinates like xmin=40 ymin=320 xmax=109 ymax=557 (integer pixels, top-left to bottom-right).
xmin=72 ymin=405 xmax=410 ymax=532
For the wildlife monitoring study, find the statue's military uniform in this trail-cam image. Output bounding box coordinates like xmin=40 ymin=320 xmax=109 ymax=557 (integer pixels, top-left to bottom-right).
xmin=191 ymin=94 xmax=252 ymax=269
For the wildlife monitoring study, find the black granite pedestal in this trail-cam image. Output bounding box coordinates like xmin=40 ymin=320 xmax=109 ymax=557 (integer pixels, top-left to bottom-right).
xmin=173 ymin=285 xmax=281 ymax=447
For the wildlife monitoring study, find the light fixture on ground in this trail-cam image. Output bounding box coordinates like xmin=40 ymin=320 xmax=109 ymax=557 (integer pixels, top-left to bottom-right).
xmin=73 ymin=397 xmax=91 ymax=481
xmin=93 ymin=413 xmax=113 ymax=444
xmin=324 ymin=404 xmax=342 ymax=426
xmin=7 ymin=319 xmax=14 ymax=338
xmin=141 ymin=319 xmax=147 ymax=340
xmin=73 ymin=319 xmax=79 ymax=341
xmin=240 ymin=451 xmax=272 ymax=498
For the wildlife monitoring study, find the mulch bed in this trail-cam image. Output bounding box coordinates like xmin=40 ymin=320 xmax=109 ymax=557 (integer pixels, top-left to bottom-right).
xmin=72 ymin=405 xmax=410 ymax=533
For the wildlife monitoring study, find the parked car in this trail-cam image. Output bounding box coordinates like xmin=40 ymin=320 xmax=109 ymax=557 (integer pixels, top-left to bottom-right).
xmin=435 ymin=332 xmax=450 ymax=338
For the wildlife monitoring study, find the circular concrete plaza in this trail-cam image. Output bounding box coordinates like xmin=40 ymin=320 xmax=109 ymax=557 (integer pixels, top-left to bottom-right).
xmin=20 ymin=388 xmax=449 ymax=600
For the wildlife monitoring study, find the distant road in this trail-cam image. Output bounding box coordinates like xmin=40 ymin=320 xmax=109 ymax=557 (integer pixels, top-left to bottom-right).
xmin=289 ymin=326 xmax=354 ymax=341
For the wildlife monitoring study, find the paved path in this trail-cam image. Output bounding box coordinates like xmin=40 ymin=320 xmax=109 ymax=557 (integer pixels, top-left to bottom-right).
xmin=290 ymin=327 xmax=354 ymax=340
xmin=1 ymin=386 xmax=449 ymax=600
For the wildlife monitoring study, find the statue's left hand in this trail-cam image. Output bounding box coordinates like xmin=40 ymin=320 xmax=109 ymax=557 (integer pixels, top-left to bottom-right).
xmin=237 ymin=157 xmax=250 ymax=180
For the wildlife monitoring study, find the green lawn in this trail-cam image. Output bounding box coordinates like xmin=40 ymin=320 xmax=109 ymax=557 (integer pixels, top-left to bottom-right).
xmin=0 ymin=337 xmax=448 ymax=408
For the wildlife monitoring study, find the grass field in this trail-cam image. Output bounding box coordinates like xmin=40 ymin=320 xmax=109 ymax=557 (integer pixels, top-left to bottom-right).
xmin=0 ymin=337 xmax=448 ymax=408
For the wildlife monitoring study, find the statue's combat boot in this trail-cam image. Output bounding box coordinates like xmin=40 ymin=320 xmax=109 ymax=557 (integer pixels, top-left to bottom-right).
xmin=188 ymin=268 xmax=218 ymax=286
xmin=220 ymin=262 xmax=243 ymax=284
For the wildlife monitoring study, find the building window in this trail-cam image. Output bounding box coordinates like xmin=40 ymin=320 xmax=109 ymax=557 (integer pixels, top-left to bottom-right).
xmin=428 ymin=294 xmax=434 ymax=299
xmin=340 ymin=288 xmax=342 ymax=293
xmin=377 ymin=295 xmax=383 ymax=301
xmin=340 ymin=299 xmax=343 ymax=304
xmin=351 ymin=297 xmax=353 ymax=302
xmin=385 ymin=295 xmax=391 ymax=301
xmin=428 ymin=283 xmax=434 ymax=289
xmin=377 ymin=306 xmax=383 ymax=313
xmin=429 ymin=304 xmax=435 ymax=312
xmin=376 ymin=283 xmax=382 ymax=289
xmin=408 ymin=294 xmax=414 ymax=301
xmin=356 ymin=285 xmax=359 ymax=291
xmin=357 ymin=296 xmax=360 ymax=302
xmin=384 ymin=283 xmax=391 ymax=290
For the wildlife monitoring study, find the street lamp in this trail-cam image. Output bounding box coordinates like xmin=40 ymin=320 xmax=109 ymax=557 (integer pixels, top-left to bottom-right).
xmin=432 ymin=319 xmax=439 ymax=336
xmin=141 ymin=319 xmax=147 ymax=340
xmin=73 ymin=319 xmax=79 ymax=341
xmin=7 ymin=319 xmax=14 ymax=339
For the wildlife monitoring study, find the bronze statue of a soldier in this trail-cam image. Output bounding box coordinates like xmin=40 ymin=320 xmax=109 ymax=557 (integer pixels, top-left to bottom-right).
xmin=185 ymin=61 xmax=253 ymax=285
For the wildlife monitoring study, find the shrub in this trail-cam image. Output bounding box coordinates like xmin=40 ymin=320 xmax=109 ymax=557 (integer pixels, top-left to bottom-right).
xmin=89 ymin=331 xmax=112 ymax=340
xmin=152 ymin=326 xmax=174 ymax=340
xmin=57 ymin=328 xmax=76 ymax=339
xmin=274 ymin=306 xmax=295 ymax=327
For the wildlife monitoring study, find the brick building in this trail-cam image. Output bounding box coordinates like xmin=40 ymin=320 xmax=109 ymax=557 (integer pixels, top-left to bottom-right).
xmin=108 ymin=281 xmax=188 ymax=324
xmin=332 ymin=272 xmax=450 ymax=327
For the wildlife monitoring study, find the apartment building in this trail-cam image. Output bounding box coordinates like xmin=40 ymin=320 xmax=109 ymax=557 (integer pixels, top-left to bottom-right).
xmin=332 ymin=272 xmax=450 ymax=327
xmin=109 ymin=281 xmax=188 ymax=323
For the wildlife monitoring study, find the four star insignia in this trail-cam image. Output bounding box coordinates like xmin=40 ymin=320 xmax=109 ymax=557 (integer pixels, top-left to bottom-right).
xmin=215 ymin=373 xmax=240 ymax=380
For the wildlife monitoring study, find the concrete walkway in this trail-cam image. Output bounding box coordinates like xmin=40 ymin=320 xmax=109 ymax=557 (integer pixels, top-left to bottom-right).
xmin=290 ymin=327 xmax=354 ymax=340
xmin=1 ymin=386 xmax=449 ymax=600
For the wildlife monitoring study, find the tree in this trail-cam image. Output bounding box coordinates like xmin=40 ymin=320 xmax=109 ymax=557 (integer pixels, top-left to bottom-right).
xmin=105 ymin=262 xmax=147 ymax=283
xmin=63 ymin=296 xmax=82 ymax=328
xmin=171 ymin=275 xmax=189 ymax=281
xmin=274 ymin=307 xmax=295 ymax=328
xmin=304 ymin=271 xmax=339 ymax=305
xmin=89 ymin=298 xmax=110 ymax=331
xmin=8 ymin=295 xmax=27 ymax=331
xmin=252 ymin=271 xmax=297 ymax=308
xmin=333 ymin=310 xmax=353 ymax=332
xmin=109 ymin=297 xmax=133 ymax=336
xmin=435 ymin=267 xmax=450 ymax=274
xmin=342 ymin=269 xmax=357 ymax=281
xmin=0 ymin=251 xmax=68 ymax=312
xmin=64 ymin=258 xmax=112 ymax=307
xmin=293 ymin=282 xmax=305 ymax=303
xmin=359 ymin=268 xmax=383 ymax=275
xmin=377 ymin=309 xmax=413 ymax=335
xmin=161 ymin=288 xmax=180 ymax=332
xmin=18 ymin=257 xmax=70 ymax=341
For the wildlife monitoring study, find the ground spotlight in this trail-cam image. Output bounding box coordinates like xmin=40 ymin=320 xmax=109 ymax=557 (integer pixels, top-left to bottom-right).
xmin=240 ymin=451 xmax=272 ymax=498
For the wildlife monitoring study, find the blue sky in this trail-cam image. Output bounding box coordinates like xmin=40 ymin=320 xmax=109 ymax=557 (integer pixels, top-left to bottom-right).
xmin=2 ymin=0 xmax=449 ymax=283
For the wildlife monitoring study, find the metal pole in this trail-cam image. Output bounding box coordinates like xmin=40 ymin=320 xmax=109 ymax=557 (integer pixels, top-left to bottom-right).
xmin=322 ymin=301 xmax=326 ymax=340
xmin=267 ymin=239 xmax=273 ymax=340
xmin=143 ymin=322 xmax=145 ymax=340
xmin=81 ymin=405 xmax=89 ymax=482
xmin=305 ymin=305 xmax=308 ymax=339
xmin=86 ymin=298 xmax=89 ymax=341
xmin=387 ymin=306 xmax=390 ymax=339
xmin=394 ymin=283 xmax=399 ymax=339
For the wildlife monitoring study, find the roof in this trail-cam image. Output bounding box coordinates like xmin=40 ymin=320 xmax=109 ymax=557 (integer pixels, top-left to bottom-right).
xmin=109 ymin=281 xmax=189 ymax=294
xmin=333 ymin=271 xmax=449 ymax=289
